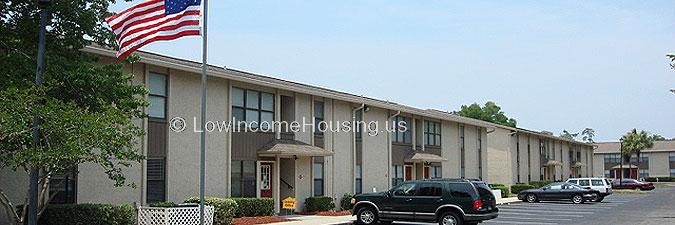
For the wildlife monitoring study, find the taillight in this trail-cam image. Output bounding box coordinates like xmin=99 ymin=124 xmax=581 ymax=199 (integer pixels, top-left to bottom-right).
xmin=472 ymin=199 xmax=483 ymax=210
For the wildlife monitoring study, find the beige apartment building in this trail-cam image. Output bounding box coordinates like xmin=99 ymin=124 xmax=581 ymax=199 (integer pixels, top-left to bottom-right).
xmin=487 ymin=126 xmax=595 ymax=186
xmin=593 ymin=141 xmax=675 ymax=179
xmin=1 ymin=46 xmax=597 ymax=218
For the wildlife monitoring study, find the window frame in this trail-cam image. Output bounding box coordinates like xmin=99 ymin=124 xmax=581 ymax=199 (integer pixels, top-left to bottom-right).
xmin=232 ymin=87 xmax=275 ymax=129
xmin=392 ymin=116 xmax=412 ymax=144
xmin=423 ymin=120 xmax=441 ymax=146
xmin=313 ymin=161 xmax=324 ymax=196
xmin=392 ymin=165 xmax=404 ymax=186
xmin=313 ymin=101 xmax=325 ymax=135
xmin=148 ymin=73 xmax=168 ymax=119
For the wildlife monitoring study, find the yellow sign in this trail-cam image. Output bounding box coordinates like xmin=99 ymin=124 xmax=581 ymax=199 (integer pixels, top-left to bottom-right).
xmin=282 ymin=197 xmax=296 ymax=209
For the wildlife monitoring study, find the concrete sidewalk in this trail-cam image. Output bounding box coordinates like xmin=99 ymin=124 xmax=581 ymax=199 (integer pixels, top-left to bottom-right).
xmin=275 ymin=215 xmax=355 ymax=225
xmin=496 ymin=197 xmax=520 ymax=205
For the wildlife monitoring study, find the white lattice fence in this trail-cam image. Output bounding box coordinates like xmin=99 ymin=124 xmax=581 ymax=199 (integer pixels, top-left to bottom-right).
xmin=138 ymin=206 xmax=214 ymax=225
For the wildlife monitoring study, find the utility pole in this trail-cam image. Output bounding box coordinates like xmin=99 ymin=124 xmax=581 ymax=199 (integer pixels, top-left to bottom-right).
xmin=28 ymin=1 xmax=51 ymax=225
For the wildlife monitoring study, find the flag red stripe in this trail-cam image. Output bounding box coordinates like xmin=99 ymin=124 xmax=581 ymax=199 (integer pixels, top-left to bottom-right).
xmin=119 ymin=20 xmax=200 ymax=51
xmin=106 ymin=0 xmax=163 ymax=23
xmin=118 ymin=30 xmax=201 ymax=59
xmin=116 ymin=10 xmax=200 ymax=40
xmin=111 ymin=5 xmax=166 ymax=32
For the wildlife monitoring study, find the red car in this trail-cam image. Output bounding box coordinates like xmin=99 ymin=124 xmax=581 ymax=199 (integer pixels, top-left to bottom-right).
xmin=611 ymin=179 xmax=655 ymax=190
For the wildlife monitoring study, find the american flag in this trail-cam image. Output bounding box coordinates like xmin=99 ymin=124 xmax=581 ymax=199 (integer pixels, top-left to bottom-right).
xmin=106 ymin=0 xmax=202 ymax=59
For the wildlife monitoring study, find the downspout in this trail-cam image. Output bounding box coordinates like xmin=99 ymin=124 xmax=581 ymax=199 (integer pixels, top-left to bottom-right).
xmin=352 ymin=103 xmax=365 ymax=194
xmin=387 ymin=111 xmax=401 ymax=189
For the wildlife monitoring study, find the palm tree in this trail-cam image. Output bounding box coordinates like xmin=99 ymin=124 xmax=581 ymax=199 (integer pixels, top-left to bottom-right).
xmin=621 ymin=129 xmax=655 ymax=180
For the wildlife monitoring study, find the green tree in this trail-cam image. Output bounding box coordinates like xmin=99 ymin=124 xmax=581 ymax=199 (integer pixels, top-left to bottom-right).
xmin=0 ymin=1 xmax=146 ymax=224
xmin=621 ymin=129 xmax=655 ymax=179
xmin=559 ymin=128 xmax=595 ymax=144
xmin=456 ymin=101 xmax=517 ymax=127
xmin=650 ymin=134 xmax=667 ymax=141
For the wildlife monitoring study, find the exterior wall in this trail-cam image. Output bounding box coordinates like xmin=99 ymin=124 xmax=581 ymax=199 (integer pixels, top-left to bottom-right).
xmin=331 ymin=100 xmax=355 ymax=200
xmin=517 ymin=134 xmax=529 ymax=183
xmin=361 ymin=107 xmax=389 ymax=193
xmin=487 ymin=127 xmax=513 ymax=185
xmin=648 ymin=152 xmax=671 ymax=177
xmin=292 ymin=93 xmax=312 ymax=210
xmin=593 ymin=154 xmax=604 ymax=177
xmin=463 ymin=125 xmax=479 ymax=179
xmin=441 ymin=121 xmax=460 ymax=178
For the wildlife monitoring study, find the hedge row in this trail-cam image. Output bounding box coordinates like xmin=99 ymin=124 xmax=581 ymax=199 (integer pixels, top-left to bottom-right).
xmin=184 ymin=197 xmax=238 ymax=225
xmin=38 ymin=204 xmax=135 ymax=225
xmin=230 ymin=198 xmax=274 ymax=217
xmin=644 ymin=177 xmax=675 ymax=182
xmin=304 ymin=196 xmax=335 ymax=212
xmin=488 ymin=184 xmax=509 ymax=198
xmin=530 ymin=180 xmax=554 ymax=188
xmin=340 ymin=193 xmax=355 ymax=210
xmin=511 ymin=183 xmax=536 ymax=194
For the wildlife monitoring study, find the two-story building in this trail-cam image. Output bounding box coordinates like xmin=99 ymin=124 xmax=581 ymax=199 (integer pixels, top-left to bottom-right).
xmin=593 ymin=141 xmax=675 ymax=179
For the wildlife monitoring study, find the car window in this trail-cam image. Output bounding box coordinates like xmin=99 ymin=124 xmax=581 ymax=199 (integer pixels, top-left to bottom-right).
xmin=417 ymin=183 xmax=443 ymax=197
xmin=591 ymin=179 xmax=604 ymax=186
xmin=578 ymin=180 xmax=590 ymax=186
xmin=472 ymin=183 xmax=493 ymax=198
xmin=449 ymin=183 xmax=478 ymax=199
xmin=604 ymin=179 xmax=611 ymax=185
xmin=393 ymin=183 xmax=417 ymax=196
xmin=568 ymin=179 xmax=578 ymax=184
xmin=549 ymin=184 xmax=563 ymax=190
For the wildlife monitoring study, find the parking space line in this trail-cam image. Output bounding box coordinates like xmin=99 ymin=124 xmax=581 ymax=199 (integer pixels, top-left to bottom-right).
xmin=498 ymin=209 xmax=594 ymax=214
xmin=497 ymin=212 xmax=584 ymax=217
xmin=484 ymin=220 xmax=558 ymax=225
xmin=496 ymin=216 xmax=573 ymax=221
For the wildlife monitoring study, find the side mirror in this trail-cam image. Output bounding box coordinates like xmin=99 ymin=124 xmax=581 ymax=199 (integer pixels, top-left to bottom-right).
xmin=542 ymin=187 xmax=549 ymax=190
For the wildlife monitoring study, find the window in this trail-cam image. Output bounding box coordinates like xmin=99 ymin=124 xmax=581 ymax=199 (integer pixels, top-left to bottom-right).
xmin=147 ymin=158 xmax=166 ymax=203
xmin=671 ymin=169 xmax=675 ymax=177
xmin=578 ymin=179 xmax=590 ymax=187
xmin=355 ymin=110 xmax=363 ymax=139
xmin=355 ymin=164 xmax=362 ymax=194
xmin=477 ymin=127 xmax=482 ymax=180
xmin=670 ymin=152 xmax=675 ymax=162
xmin=604 ymin=154 xmax=621 ymax=164
xmin=549 ymin=184 xmax=562 ymax=190
xmin=459 ymin=126 xmax=465 ymax=178
xmin=417 ymin=183 xmax=443 ymax=197
xmin=49 ymin=169 xmax=77 ymax=204
xmin=424 ymin=121 xmax=441 ymax=146
xmin=392 ymin=116 xmax=411 ymax=143
xmin=639 ymin=169 xmax=649 ymax=178
xmin=448 ymin=183 xmax=477 ymax=199
xmin=232 ymin=87 xmax=274 ymax=129
xmin=231 ymin=160 xmax=256 ymax=197
xmin=431 ymin=166 xmax=442 ymax=179
xmin=148 ymin=73 xmax=167 ymax=118
xmin=591 ymin=179 xmax=604 ymax=186
xmin=392 ymin=183 xmax=416 ymax=196
xmin=314 ymin=101 xmax=324 ymax=134
xmin=516 ymin=135 xmax=521 ymax=183
xmin=392 ymin=165 xmax=404 ymax=186
xmin=576 ymin=151 xmax=582 ymax=162
xmin=604 ymin=170 xmax=610 ymax=178
xmin=313 ymin=160 xmax=324 ymax=196
xmin=527 ymin=137 xmax=531 ymax=182
xmin=568 ymin=179 xmax=578 ymax=184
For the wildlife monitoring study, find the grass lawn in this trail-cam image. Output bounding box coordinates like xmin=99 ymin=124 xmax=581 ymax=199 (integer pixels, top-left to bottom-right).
xmin=614 ymin=189 xmax=652 ymax=194
xmin=654 ymin=183 xmax=672 ymax=189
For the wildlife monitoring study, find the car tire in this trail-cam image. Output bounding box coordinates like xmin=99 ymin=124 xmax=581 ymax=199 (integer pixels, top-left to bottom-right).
xmin=593 ymin=196 xmax=604 ymax=202
xmin=526 ymin=194 xmax=538 ymax=203
xmin=355 ymin=207 xmax=378 ymax=225
xmin=571 ymin=195 xmax=584 ymax=204
xmin=438 ymin=211 xmax=462 ymax=225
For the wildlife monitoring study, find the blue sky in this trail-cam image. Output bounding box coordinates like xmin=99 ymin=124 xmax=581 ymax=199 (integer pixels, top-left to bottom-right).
xmin=110 ymin=1 xmax=675 ymax=142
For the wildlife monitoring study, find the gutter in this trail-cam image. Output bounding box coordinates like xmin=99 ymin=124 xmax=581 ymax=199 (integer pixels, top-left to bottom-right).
xmin=387 ymin=110 xmax=401 ymax=189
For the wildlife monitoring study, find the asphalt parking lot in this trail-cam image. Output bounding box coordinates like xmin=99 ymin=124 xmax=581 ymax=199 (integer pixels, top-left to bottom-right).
xmin=376 ymin=186 xmax=675 ymax=225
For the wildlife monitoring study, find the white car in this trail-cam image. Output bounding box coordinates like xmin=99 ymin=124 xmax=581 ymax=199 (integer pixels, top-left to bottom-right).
xmin=566 ymin=178 xmax=612 ymax=202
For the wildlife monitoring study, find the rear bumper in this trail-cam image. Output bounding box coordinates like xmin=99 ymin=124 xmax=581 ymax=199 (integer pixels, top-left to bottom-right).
xmin=465 ymin=211 xmax=499 ymax=222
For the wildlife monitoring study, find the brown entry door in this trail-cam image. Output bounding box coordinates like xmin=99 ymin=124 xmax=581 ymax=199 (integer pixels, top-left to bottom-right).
xmin=424 ymin=166 xmax=430 ymax=179
xmin=260 ymin=163 xmax=272 ymax=198
xmin=405 ymin=165 xmax=413 ymax=181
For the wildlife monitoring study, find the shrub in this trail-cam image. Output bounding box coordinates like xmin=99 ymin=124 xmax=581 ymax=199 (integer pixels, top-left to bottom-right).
xmin=38 ymin=203 xmax=135 ymax=225
xmin=645 ymin=177 xmax=675 ymax=182
xmin=185 ymin=197 xmax=238 ymax=225
xmin=488 ymin=184 xmax=509 ymax=198
xmin=340 ymin=193 xmax=355 ymax=210
xmin=304 ymin=196 xmax=335 ymax=212
xmin=230 ymin=198 xmax=274 ymax=217
xmin=511 ymin=184 xmax=536 ymax=194
xmin=530 ymin=180 xmax=553 ymax=188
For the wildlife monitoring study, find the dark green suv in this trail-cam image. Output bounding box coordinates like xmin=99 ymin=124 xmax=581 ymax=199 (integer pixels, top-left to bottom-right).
xmin=351 ymin=179 xmax=498 ymax=225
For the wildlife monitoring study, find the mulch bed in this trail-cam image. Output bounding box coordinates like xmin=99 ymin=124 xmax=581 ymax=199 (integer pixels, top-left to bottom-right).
xmin=232 ymin=216 xmax=296 ymax=225
xmin=294 ymin=210 xmax=351 ymax=216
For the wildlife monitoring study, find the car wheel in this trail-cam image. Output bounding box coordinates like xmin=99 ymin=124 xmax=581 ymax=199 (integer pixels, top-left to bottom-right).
xmin=593 ymin=196 xmax=604 ymax=202
xmin=438 ymin=211 xmax=462 ymax=225
xmin=526 ymin=194 xmax=538 ymax=203
xmin=355 ymin=207 xmax=378 ymax=225
xmin=572 ymin=195 xmax=584 ymax=204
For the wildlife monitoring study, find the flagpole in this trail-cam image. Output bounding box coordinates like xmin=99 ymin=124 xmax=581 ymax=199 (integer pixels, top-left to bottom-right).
xmin=199 ymin=0 xmax=208 ymax=225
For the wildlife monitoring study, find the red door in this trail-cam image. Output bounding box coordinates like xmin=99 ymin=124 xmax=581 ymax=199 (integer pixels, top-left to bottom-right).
xmin=424 ymin=166 xmax=430 ymax=179
xmin=404 ymin=165 xmax=413 ymax=181
xmin=260 ymin=163 xmax=272 ymax=198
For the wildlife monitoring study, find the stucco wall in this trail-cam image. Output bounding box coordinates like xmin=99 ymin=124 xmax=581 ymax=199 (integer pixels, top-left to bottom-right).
xmin=593 ymin=153 xmax=604 ymax=177
xmin=361 ymin=107 xmax=389 ymax=193
xmin=331 ymin=101 xmax=355 ymax=198
xmin=649 ymin=152 xmax=671 ymax=177
xmin=487 ymin=127 xmax=512 ymax=185
xmin=441 ymin=121 xmax=460 ymax=178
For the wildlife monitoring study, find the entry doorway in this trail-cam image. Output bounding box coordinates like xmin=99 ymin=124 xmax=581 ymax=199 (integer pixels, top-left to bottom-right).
xmin=259 ymin=163 xmax=273 ymax=198
xmin=423 ymin=166 xmax=430 ymax=179
xmin=404 ymin=165 xmax=413 ymax=181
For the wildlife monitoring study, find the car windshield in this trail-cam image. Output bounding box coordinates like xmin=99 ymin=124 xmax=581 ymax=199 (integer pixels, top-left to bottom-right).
xmin=564 ymin=183 xmax=584 ymax=189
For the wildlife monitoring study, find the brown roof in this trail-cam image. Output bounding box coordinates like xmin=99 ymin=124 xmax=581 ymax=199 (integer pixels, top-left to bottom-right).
xmin=404 ymin=151 xmax=447 ymax=163
xmin=594 ymin=140 xmax=675 ymax=154
xmin=257 ymin=139 xmax=333 ymax=157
